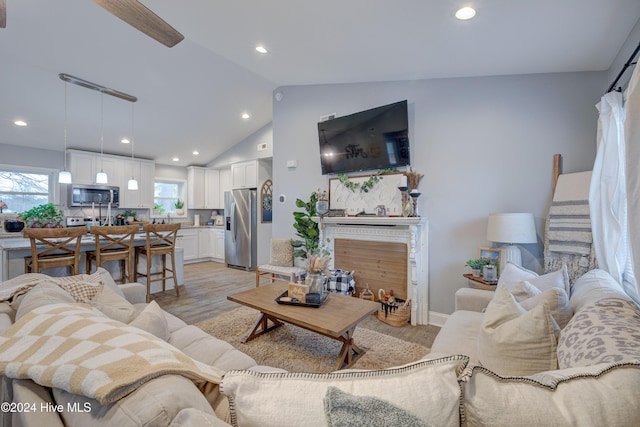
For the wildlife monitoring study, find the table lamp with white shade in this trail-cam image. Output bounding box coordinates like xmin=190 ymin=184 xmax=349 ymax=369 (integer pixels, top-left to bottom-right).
xmin=486 ymin=213 xmax=537 ymax=274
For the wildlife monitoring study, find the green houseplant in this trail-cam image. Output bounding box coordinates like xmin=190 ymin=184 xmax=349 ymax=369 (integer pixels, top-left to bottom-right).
xmin=292 ymin=191 xmax=319 ymax=261
xmin=18 ymin=203 xmax=64 ymax=228
xmin=174 ymin=199 xmax=185 ymax=215
xmin=465 ymin=258 xmax=487 ymax=277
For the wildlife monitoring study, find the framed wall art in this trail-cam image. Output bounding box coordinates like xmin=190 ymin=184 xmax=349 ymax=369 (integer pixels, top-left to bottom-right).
xmin=478 ymin=246 xmax=501 ymax=264
xmin=261 ymin=179 xmax=273 ymax=223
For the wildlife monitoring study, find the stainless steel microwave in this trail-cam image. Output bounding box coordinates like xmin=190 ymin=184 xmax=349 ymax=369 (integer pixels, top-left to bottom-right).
xmin=68 ymin=185 xmax=119 ymax=207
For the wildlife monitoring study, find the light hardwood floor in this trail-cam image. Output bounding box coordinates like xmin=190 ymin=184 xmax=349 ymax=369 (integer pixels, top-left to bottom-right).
xmin=152 ymin=261 xmax=441 ymax=348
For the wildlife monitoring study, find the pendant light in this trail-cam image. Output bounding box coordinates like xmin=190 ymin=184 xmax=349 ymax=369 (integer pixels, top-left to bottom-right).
xmin=58 ymin=82 xmax=72 ymax=184
xmin=127 ymin=102 xmax=138 ymax=190
xmin=95 ymin=92 xmax=108 ymax=184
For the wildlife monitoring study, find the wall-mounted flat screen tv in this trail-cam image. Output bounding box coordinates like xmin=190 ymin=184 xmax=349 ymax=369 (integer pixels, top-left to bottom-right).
xmin=318 ymin=100 xmax=410 ymax=175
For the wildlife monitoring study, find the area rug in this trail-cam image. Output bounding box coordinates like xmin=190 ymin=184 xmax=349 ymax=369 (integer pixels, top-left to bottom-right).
xmin=195 ymin=306 xmax=430 ymax=373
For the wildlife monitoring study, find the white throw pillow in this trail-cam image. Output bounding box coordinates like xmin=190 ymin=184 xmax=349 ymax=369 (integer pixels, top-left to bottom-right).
xmin=15 ymin=281 xmax=76 ymax=321
xmin=507 ymin=281 xmax=573 ymax=329
xmin=462 ymin=362 xmax=640 ymax=426
xmin=498 ymin=262 xmax=570 ymax=295
xmin=90 ymin=283 xmax=136 ymax=323
xmin=221 ymin=355 xmax=468 ymax=427
xmin=477 ymin=286 xmax=559 ymax=376
xmin=129 ymin=301 xmax=170 ymax=341
xmin=570 ymin=269 xmax=630 ymax=313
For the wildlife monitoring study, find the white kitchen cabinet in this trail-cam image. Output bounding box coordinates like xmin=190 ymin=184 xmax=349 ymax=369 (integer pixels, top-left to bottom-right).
xmin=231 ymin=160 xmax=258 ymax=189
xmin=66 ymin=150 xmax=156 ymax=210
xmin=98 ymin=155 xmax=123 ymax=190
xmin=205 ymin=169 xmax=220 ymax=209
xmin=218 ymin=168 xmax=231 ymax=208
xmin=213 ymin=228 xmax=225 ymax=262
xmin=177 ymin=229 xmax=198 ymax=261
xmin=67 ymin=150 xmax=97 ymax=185
xmin=197 ymin=228 xmax=212 ymax=258
xmin=121 ymin=159 xmax=155 ymax=208
xmin=187 ymin=167 xmax=206 ymax=209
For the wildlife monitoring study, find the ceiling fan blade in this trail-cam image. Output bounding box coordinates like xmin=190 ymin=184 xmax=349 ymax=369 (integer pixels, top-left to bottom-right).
xmin=93 ymin=0 xmax=184 ymax=47
xmin=0 ymin=0 xmax=6 ymax=29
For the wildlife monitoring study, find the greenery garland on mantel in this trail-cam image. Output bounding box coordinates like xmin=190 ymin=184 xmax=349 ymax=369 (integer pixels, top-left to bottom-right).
xmin=337 ymin=168 xmax=396 ymax=193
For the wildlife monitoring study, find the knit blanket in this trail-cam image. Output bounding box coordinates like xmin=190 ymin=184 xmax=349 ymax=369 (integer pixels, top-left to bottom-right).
xmin=0 ymin=303 xmax=223 ymax=404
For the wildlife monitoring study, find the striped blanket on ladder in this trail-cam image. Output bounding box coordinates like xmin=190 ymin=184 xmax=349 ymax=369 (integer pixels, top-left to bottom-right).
xmin=544 ymin=199 xmax=597 ymax=284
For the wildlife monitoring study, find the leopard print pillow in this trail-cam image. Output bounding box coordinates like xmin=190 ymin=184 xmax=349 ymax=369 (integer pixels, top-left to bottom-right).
xmin=557 ymin=298 xmax=640 ymax=369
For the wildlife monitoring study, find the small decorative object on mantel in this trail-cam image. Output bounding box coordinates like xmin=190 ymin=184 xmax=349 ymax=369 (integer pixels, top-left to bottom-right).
xmin=377 ymin=288 xmax=411 ymax=327
xmin=406 ymin=167 xmax=424 ymax=191
xmin=314 ymin=188 xmax=329 ymax=229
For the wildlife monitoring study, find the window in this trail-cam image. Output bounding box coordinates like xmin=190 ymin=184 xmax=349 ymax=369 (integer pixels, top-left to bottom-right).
xmin=0 ymin=167 xmax=54 ymax=213
xmin=154 ymin=179 xmax=185 ymax=216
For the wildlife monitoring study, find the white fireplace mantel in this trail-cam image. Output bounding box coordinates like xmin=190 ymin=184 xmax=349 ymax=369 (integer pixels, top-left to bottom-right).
xmin=315 ymin=216 xmax=429 ymax=325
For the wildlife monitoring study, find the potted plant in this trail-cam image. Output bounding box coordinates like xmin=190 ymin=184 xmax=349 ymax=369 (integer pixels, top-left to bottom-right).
xmin=123 ymin=210 xmax=137 ymax=224
xmin=174 ymin=200 xmax=185 ymax=215
xmin=465 ymin=258 xmax=487 ymax=277
xmin=292 ymin=191 xmax=320 ymax=261
xmin=18 ymin=203 xmax=64 ymax=228
xmin=153 ymin=203 xmax=165 ymax=216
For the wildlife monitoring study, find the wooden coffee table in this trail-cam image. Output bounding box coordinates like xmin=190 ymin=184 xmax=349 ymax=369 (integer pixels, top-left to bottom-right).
xmin=227 ymin=283 xmax=380 ymax=370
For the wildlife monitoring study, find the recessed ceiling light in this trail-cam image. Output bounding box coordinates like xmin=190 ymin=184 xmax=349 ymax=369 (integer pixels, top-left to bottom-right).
xmin=172 ymin=157 xmax=180 ymax=162
xmin=242 ymin=113 xmax=250 ymax=119
xmin=121 ymin=138 xmax=130 ymax=144
xmin=255 ymin=46 xmax=268 ymax=54
xmin=193 ymin=150 xmax=199 ymax=155
xmin=14 ymin=120 xmax=27 ymax=127
xmin=455 ymin=6 xmax=476 ymax=20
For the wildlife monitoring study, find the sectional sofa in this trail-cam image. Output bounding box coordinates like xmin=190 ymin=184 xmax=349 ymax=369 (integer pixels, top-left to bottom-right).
xmin=0 ymin=265 xmax=639 ymax=426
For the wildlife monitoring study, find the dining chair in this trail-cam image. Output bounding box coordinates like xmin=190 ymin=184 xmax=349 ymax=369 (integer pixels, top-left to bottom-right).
xmin=134 ymin=223 xmax=181 ymax=303
xmin=86 ymin=225 xmax=139 ymax=284
xmin=23 ymin=227 xmax=86 ymax=276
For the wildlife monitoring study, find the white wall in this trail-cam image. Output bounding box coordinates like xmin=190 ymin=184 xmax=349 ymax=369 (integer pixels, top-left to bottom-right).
xmin=271 ymin=71 xmax=605 ymax=315
xmin=208 ymin=123 xmax=273 ymax=168
xmin=607 ymin=17 xmax=640 ymax=92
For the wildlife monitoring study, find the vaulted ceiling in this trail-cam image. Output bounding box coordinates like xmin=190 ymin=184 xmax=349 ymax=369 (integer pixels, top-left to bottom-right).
xmin=1 ymin=0 xmax=639 ymax=166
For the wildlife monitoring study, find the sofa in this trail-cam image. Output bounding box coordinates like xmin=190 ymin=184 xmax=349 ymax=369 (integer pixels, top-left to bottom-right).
xmin=0 ymin=268 xmax=281 ymax=427
xmin=2 ymin=265 xmax=640 ymax=427
xmin=219 ymin=263 xmax=640 ymax=427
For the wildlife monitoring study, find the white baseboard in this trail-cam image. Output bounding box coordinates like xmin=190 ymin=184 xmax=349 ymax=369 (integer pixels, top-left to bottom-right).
xmin=428 ymin=311 xmax=449 ymax=328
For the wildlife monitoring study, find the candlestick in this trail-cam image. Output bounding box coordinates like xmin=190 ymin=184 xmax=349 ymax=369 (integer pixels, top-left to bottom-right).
xmin=409 ymin=192 xmax=421 ymax=217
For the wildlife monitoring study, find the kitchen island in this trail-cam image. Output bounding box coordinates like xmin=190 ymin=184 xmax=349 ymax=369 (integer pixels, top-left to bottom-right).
xmin=0 ymin=233 xmax=184 ymax=293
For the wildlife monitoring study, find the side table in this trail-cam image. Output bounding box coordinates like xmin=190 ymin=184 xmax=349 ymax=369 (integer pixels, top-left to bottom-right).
xmin=463 ymin=273 xmax=497 ymax=291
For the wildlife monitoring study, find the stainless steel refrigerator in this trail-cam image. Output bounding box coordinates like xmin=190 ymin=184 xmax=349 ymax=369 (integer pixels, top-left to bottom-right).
xmin=224 ymin=189 xmax=257 ymax=271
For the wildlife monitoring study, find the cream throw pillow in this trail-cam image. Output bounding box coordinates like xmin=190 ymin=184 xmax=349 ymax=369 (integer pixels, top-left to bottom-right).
xmin=129 ymin=301 xmax=170 ymax=341
xmin=269 ymin=238 xmax=293 ymax=267
xmin=478 ymin=286 xmax=559 ymax=376
xmin=508 ymin=281 xmax=573 ymax=329
xmin=498 ymin=262 xmax=570 ymax=295
xmin=221 ymin=355 xmax=467 ymax=427
xmin=15 ymin=281 xmax=76 ymax=321
xmin=90 ymin=284 xmax=136 ymax=323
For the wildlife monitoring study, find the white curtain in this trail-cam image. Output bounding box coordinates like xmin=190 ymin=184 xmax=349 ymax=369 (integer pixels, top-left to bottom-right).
xmin=589 ymin=87 xmax=639 ymax=303
xmin=625 ymin=64 xmax=640 ymax=303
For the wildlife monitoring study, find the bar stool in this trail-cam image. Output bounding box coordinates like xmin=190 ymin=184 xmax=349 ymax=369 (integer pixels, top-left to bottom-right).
xmin=85 ymin=225 xmax=139 ymax=284
xmin=23 ymin=227 xmax=86 ymax=276
xmin=134 ymin=223 xmax=181 ymax=303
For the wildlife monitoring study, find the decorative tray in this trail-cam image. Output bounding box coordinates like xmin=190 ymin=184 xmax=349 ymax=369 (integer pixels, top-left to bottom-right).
xmin=275 ymin=291 xmax=329 ymax=308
